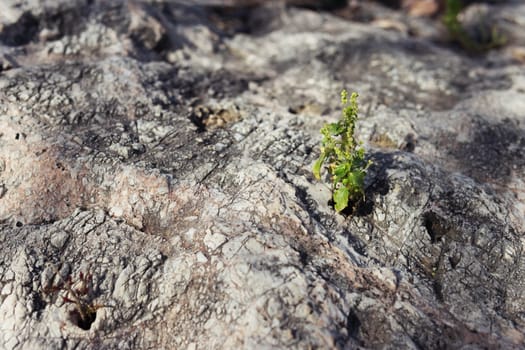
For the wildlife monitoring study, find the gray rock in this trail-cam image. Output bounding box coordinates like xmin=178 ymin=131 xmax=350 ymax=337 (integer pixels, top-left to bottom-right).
xmin=0 ymin=0 xmax=524 ymax=349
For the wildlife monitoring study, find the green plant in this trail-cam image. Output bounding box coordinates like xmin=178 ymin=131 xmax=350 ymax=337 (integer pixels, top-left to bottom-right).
xmin=313 ymin=90 xmax=371 ymax=212
xmin=443 ymin=0 xmax=506 ymax=52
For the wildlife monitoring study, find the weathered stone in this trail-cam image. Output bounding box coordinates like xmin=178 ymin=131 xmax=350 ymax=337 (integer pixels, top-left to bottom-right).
xmin=0 ymin=0 xmax=524 ymax=349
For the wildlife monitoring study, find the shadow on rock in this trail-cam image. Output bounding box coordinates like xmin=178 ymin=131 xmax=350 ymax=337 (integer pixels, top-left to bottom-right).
xmin=0 ymin=12 xmax=40 ymax=46
xmin=443 ymin=117 xmax=525 ymax=187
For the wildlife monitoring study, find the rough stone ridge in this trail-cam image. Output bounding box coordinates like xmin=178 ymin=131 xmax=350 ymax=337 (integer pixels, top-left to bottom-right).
xmin=0 ymin=0 xmax=524 ymax=349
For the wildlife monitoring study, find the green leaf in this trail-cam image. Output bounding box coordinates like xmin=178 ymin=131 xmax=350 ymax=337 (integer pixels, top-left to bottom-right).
xmin=327 ymin=122 xmax=343 ymax=135
xmin=333 ymin=186 xmax=349 ymax=212
xmin=446 ymin=0 xmax=462 ymax=17
xmin=356 ymin=146 xmax=365 ymax=159
xmin=346 ymin=170 xmax=365 ymax=191
xmin=312 ymin=154 xmax=325 ymax=180
xmin=333 ymin=163 xmax=349 ymax=178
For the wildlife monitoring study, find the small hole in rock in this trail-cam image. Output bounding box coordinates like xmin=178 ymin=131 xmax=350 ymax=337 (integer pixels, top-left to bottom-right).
xmin=328 ymin=197 xmax=372 ymax=217
xmin=401 ymin=134 xmax=416 ymax=152
xmin=15 ymin=221 xmax=23 ymax=227
xmin=433 ymin=279 xmax=444 ymax=302
xmin=346 ymin=309 xmax=361 ymax=338
xmin=70 ymin=308 xmax=97 ymax=330
xmin=423 ymin=212 xmax=447 ymax=243
xmin=448 ymin=254 xmax=461 ymax=269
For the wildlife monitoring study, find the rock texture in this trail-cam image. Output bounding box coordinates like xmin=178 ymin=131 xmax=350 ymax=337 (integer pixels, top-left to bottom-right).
xmin=0 ymin=0 xmax=524 ymax=349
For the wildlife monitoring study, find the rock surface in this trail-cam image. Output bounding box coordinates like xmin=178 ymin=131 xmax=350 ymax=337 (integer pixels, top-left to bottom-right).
xmin=0 ymin=0 xmax=524 ymax=349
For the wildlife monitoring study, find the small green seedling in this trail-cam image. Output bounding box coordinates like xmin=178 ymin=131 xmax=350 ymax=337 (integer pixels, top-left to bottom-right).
xmin=443 ymin=0 xmax=506 ymax=52
xmin=313 ymin=90 xmax=371 ymax=213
